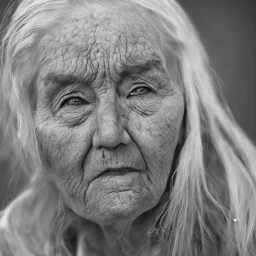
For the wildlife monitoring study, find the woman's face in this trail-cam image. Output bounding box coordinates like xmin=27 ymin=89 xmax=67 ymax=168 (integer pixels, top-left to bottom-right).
xmin=35 ymin=6 xmax=184 ymax=225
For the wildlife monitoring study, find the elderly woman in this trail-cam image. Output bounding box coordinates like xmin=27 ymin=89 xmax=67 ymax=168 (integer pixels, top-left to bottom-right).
xmin=0 ymin=0 xmax=256 ymax=255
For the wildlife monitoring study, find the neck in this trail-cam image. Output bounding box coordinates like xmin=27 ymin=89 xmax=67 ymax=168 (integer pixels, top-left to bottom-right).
xmin=101 ymin=211 xmax=157 ymax=255
xmin=74 ymin=193 xmax=169 ymax=256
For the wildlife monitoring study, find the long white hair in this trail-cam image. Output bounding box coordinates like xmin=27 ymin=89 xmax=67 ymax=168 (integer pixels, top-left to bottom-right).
xmin=1 ymin=0 xmax=256 ymax=255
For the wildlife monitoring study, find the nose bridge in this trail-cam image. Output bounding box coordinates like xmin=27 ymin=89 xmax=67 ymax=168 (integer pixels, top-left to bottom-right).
xmin=93 ymin=93 xmax=129 ymax=148
xmin=100 ymin=96 xmax=119 ymax=131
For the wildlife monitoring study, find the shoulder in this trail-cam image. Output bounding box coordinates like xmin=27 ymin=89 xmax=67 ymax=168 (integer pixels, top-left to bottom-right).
xmin=0 ymin=181 xmax=63 ymax=256
xmin=0 ymin=184 xmax=54 ymax=256
xmin=0 ymin=212 xmax=13 ymax=256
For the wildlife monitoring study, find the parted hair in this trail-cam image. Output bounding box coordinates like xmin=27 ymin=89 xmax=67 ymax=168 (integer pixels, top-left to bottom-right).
xmin=1 ymin=0 xmax=256 ymax=255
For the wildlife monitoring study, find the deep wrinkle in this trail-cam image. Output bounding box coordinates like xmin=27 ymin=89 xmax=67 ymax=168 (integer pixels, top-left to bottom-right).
xmin=42 ymin=58 xmax=170 ymax=96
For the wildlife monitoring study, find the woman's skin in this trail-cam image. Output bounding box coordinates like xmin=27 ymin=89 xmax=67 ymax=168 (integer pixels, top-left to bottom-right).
xmin=35 ymin=4 xmax=184 ymax=254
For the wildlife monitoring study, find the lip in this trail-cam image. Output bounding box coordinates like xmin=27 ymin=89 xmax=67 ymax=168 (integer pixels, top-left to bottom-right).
xmin=97 ymin=167 xmax=140 ymax=178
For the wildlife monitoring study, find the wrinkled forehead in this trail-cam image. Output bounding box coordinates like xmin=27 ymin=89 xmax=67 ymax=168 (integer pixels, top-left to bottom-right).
xmin=37 ymin=5 xmax=166 ymax=82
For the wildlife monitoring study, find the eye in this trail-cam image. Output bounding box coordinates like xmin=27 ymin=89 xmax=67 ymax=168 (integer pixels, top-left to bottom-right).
xmin=129 ymin=86 xmax=151 ymax=97
xmin=61 ymin=96 xmax=87 ymax=107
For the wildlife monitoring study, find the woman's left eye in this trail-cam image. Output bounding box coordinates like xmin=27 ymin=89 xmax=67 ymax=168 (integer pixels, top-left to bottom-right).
xmin=129 ymin=87 xmax=151 ymax=97
xmin=62 ymin=97 xmax=87 ymax=107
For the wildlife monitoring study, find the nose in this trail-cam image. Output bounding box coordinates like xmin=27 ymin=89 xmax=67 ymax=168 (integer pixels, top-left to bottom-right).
xmin=92 ymin=96 xmax=130 ymax=149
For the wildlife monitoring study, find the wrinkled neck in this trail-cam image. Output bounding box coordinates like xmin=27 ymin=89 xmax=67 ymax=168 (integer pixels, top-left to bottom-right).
xmin=100 ymin=211 xmax=157 ymax=255
xmin=100 ymin=193 xmax=169 ymax=255
xmin=66 ymin=193 xmax=169 ymax=256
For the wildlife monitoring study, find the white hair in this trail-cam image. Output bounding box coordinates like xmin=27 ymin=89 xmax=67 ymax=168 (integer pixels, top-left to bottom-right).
xmin=1 ymin=0 xmax=256 ymax=255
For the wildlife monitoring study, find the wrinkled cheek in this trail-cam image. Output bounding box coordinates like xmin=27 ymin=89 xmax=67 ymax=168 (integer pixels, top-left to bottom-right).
xmin=56 ymin=173 xmax=88 ymax=212
xmin=35 ymin=121 xmax=91 ymax=215
xmin=36 ymin=123 xmax=74 ymax=171
xmin=134 ymin=110 xmax=184 ymax=193
xmin=156 ymin=119 xmax=183 ymax=175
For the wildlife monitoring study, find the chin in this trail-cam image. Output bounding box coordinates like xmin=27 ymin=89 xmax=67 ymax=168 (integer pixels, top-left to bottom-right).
xmin=83 ymin=190 xmax=150 ymax=225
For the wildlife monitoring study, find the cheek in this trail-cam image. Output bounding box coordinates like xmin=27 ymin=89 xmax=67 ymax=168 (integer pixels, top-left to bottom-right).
xmin=37 ymin=125 xmax=73 ymax=169
xmin=35 ymin=118 xmax=92 ymax=183
xmin=36 ymin=120 xmax=94 ymax=214
xmin=129 ymin=96 xmax=184 ymax=188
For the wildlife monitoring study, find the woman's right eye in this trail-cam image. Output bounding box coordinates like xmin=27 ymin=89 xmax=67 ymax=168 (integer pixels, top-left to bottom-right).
xmin=61 ymin=96 xmax=88 ymax=108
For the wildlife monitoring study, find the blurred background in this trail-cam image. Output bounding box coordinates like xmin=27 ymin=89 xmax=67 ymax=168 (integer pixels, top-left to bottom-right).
xmin=0 ymin=0 xmax=255 ymax=209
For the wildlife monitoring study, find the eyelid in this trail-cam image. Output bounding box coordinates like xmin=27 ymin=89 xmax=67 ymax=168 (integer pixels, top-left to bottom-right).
xmin=53 ymin=91 xmax=85 ymax=109
xmin=129 ymin=82 xmax=156 ymax=93
xmin=61 ymin=96 xmax=87 ymax=108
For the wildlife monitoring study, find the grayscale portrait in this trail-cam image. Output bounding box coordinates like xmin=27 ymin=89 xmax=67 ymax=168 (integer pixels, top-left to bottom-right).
xmin=0 ymin=0 xmax=256 ymax=255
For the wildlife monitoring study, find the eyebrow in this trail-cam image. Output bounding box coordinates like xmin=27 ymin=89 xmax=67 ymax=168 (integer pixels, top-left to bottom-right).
xmin=119 ymin=59 xmax=166 ymax=80
xmin=43 ymin=58 xmax=166 ymax=90
xmin=43 ymin=74 xmax=89 ymax=88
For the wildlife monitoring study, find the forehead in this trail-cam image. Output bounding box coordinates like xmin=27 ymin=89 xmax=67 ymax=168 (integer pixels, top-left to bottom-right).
xmin=38 ymin=5 xmax=164 ymax=82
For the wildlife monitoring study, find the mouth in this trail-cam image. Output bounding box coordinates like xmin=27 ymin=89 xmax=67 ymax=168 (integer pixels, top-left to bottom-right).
xmin=98 ymin=168 xmax=140 ymax=178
